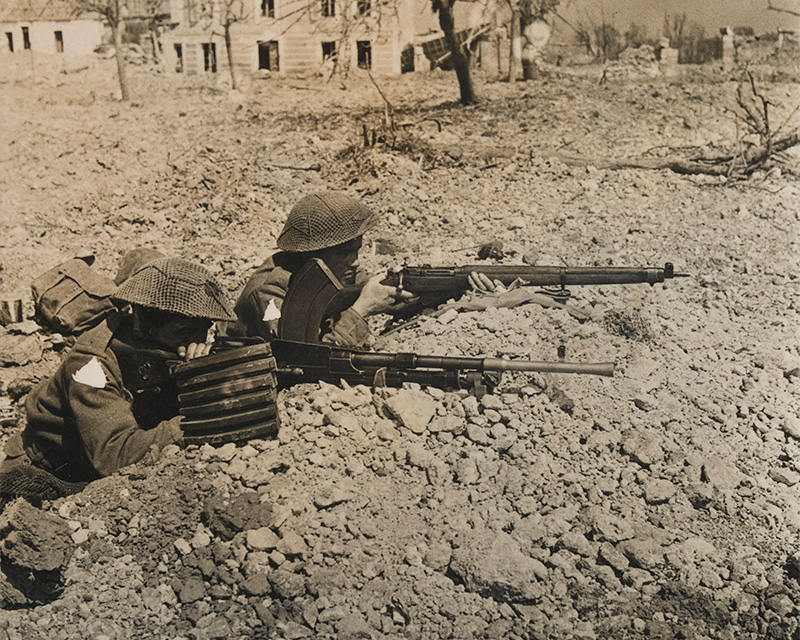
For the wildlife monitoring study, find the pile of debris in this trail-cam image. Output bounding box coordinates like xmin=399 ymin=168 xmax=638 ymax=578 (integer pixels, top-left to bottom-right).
xmin=604 ymin=45 xmax=660 ymax=81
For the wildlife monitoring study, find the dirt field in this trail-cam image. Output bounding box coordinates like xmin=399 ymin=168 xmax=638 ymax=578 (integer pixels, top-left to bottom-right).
xmin=1 ymin=53 xmax=799 ymax=639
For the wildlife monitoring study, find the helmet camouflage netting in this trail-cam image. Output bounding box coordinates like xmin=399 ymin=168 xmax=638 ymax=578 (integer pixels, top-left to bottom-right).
xmin=112 ymin=258 xmax=236 ymax=321
xmin=276 ymin=192 xmax=377 ymax=253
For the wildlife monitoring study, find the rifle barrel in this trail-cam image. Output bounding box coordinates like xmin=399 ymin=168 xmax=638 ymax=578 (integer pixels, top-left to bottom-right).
xmin=396 ymin=263 xmax=682 ymax=290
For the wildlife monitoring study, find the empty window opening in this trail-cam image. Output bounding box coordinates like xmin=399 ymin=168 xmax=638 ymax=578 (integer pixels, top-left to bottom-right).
xmin=203 ymin=42 xmax=217 ymax=72
xmin=357 ymin=40 xmax=371 ymax=69
xmin=357 ymin=0 xmax=370 ymax=14
xmin=258 ymin=41 xmax=279 ymax=70
xmin=5 ymin=32 xmax=13 ymax=52
xmin=54 ymin=31 xmax=63 ymax=53
xmin=261 ymin=0 xmax=274 ymax=17
xmin=22 ymin=26 xmax=30 ymax=50
xmin=321 ymin=41 xmax=337 ymax=62
xmin=174 ymin=43 xmax=183 ymax=72
xmin=321 ymin=0 xmax=335 ymax=17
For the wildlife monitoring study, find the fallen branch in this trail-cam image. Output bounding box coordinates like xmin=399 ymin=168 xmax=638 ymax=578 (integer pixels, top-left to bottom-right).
xmin=554 ymin=130 xmax=799 ymax=177
xmin=767 ymin=0 xmax=800 ymax=16
xmin=266 ymin=162 xmax=321 ymax=171
xmin=554 ymin=74 xmax=799 ymax=178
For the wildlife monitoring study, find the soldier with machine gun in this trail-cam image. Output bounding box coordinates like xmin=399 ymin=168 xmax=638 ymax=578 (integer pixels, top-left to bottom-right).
xmin=0 ymin=259 xmax=236 ymax=505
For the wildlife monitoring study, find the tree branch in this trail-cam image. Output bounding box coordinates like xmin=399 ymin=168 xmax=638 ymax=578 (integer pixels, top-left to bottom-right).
xmin=766 ymin=0 xmax=800 ymax=17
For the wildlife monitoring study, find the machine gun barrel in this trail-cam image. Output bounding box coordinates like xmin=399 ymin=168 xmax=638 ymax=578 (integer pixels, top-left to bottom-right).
xmin=348 ymin=351 xmax=614 ymax=377
xmin=271 ymin=339 xmax=614 ymax=392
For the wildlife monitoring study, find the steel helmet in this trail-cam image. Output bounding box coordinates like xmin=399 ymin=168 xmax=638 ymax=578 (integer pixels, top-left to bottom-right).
xmin=276 ymin=192 xmax=377 ymax=252
xmin=112 ymin=258 xmax=236 ymax=321
xmin=114 ymin=248 xmax=166 ymax=285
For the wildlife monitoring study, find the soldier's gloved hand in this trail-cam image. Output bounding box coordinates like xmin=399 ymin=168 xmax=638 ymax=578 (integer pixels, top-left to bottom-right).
xmin=468 ymin=272 xmax=507 ymax=294
xmin=177 ymin=342 xmax=213 ymax=361
xmin=352 ymin=275 xmax=417 ymax=317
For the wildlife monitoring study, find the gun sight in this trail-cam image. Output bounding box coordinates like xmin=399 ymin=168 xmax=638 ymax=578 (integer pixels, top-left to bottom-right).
xmin=664 ymin=263 xmax=689 ymax=279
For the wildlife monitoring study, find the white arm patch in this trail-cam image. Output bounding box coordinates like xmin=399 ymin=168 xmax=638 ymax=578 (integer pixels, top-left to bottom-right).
xmin=72 ymin=357 xmax=108 ymax=388
xmin=262 ymin=299 xmax=281 ymax=322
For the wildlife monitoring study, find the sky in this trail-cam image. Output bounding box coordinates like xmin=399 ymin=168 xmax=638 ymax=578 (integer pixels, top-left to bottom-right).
xmin=556 ymin=0 xmax=800 ymax=35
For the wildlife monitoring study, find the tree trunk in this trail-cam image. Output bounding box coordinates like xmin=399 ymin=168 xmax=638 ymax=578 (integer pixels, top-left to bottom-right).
xmin=111 ymin=22 xmax=130 ymax=101
xmin=150 ymin=28 xmax=162 ymax=67
xmin=507 ymin=6 xmax=521 ymax=82
xmin=436 ymin=0 xmax=478 ymax=105
xmin=225 ymin=26 xmax=237 ymax=91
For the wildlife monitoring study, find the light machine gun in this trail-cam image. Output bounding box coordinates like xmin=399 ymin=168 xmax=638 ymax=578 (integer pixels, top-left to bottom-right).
xmin=271 ymin=339 xmax=614 ymax=397
xmin=278 ymin=258 xmax=687 ymax=342
xmin=115 ymin=337 xmax=614 ymax=444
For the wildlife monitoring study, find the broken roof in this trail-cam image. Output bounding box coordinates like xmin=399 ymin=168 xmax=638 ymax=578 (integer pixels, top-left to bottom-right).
xmin=0 ymin=0 xmax=169 ymax=22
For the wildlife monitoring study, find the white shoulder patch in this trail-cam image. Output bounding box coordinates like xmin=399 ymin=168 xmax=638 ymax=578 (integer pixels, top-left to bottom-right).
xmin=262 ymin=299 xmax=281 ymax=322
xmin=72 ymin=357 xmax=108 ymax=389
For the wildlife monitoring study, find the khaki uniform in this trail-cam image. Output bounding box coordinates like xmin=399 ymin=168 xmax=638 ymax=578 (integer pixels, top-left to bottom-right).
xmin=16 ymin=314 xmax=181 ymax=482
xmin=225 ymin=252 xmax=371 ymax=348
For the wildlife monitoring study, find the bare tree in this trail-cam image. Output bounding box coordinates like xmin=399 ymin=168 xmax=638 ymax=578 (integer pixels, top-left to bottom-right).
xmin=503 ymin=0 xmax=521 ymax=81
xmin=766 ymin=0 xmax=800 ymax=16
xmin=318 ymin=0 xmax=402 ymax=79
xmin=72 ymin=0 xmax=130 ymax=99
xmin=140 ymin=0 xmax=168 ymax=66
xmin=576 ymin=6 xmax=621 ymax=62
xmin=432 ymin=0 xmax=478 ymax=105
xmin=664 ymin=13 xmax=714 ymax=64
xmin=184 ymin=0 xmax=250 ymax=89
xmin=219 ymin=0 xmax=250 ymax=90
xmin=624 ymin=22 xmax=651 ymax=49
xmin=662 ymin=12 xmax=688 ymax=51
xmin=518 ymin=0 xmax=557 ymax=76
xmin=499 ymin=0 xmax=558 ymax=82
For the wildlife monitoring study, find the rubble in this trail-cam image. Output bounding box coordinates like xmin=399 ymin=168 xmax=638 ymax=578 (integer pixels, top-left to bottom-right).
xmin=0 ymin=56 xmax=798 ymax=639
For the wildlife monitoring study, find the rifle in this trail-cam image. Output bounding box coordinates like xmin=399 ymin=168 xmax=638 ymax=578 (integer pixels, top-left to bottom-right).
xmin=278 ymin=258 xmax=687 ymax=342
xmin=270 ymin=338 xmax=614 ymax=396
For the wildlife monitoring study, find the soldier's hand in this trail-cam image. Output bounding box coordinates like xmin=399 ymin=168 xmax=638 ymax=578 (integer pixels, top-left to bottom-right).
xmin=177 ymin=342 xmax=213 ymax=361
xmin=352 ymin=275 xmax=417 ymax=317
xmin=162 ymin=416 xmax=183 ymax=446
xmin=468 ymin=271 xmax=506 ymax=294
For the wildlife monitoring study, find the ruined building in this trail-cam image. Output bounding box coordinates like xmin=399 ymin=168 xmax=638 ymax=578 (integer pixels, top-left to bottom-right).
xmin=160 ymin=0 xmax=423 ymax=77
xmin=0 ymin=0 xmax=103 ymax=56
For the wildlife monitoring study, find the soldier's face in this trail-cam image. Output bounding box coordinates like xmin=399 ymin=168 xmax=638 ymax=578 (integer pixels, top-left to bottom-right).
xmin=314 ymin=237 xmax=362 ymax=285
xmin=149 ymin=316 xmax=212 ymax=352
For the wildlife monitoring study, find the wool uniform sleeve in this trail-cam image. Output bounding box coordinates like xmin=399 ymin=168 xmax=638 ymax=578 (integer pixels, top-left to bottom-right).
xmin=66 ymin=355 xmax=181 ymax=477
xmin=233 ymin=284 xmax=286 ymax=342
xmin=321 ymin=308 xmax=373 ymax=348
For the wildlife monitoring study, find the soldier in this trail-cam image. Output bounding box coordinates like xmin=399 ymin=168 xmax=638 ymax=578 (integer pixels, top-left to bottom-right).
xmin=0 ymin=258 xmax=236 ymax=501
xmin=224 ymin=191 xmax=415 ymax=347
